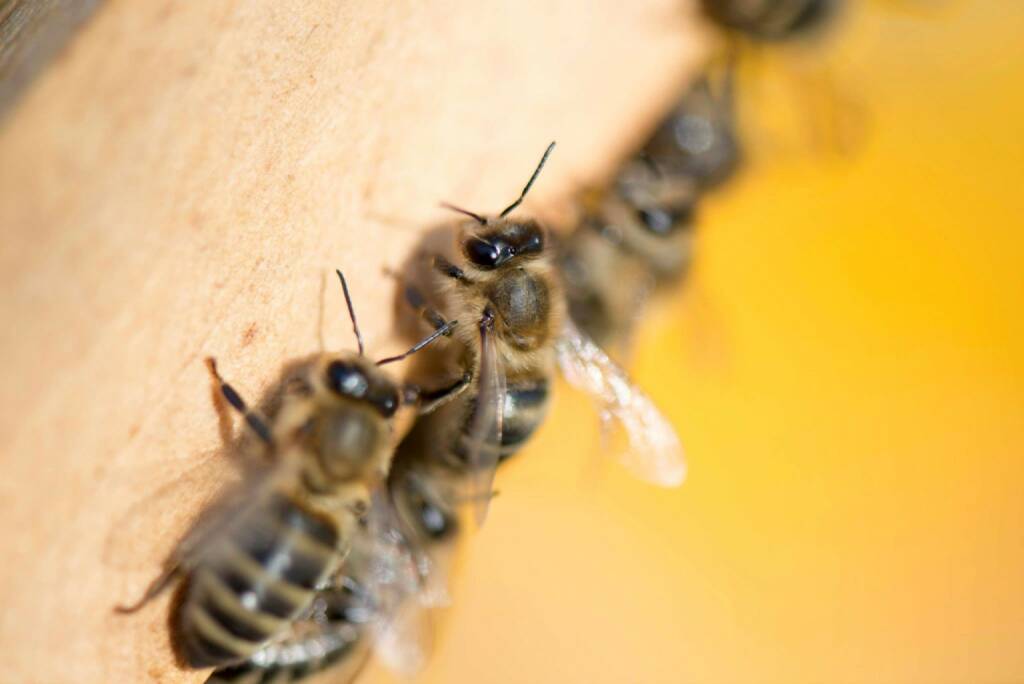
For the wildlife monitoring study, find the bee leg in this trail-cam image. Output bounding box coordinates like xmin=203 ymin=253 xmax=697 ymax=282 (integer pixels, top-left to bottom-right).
xmin=114 ymin=563 xmax=180 ymax=614
xmin=377 ymin=318 xmax=459 ymax=366
xmin=408 ymin=370 xmax=473 ymax=414
xmin=205 ymin=357 xmax=274 ymax=447
xmin=401 ymin=279 xmax=457 ymax=335
xmin=432 ymin=253 xmax=471 ymax=284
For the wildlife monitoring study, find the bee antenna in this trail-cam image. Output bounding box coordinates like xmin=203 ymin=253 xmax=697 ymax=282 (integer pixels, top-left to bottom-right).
xmin=499 ymin=141 xmax=556 ymax=218
xmin=335 ymin=269 xmax=365 ymax=356
xmin=441 ymin=202 xmax=487 ymax=225
xmin=376 ymin=319 xmax=458 ymax=366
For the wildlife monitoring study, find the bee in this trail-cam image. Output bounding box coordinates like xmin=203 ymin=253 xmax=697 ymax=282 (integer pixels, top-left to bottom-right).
xmin=560 ymin=66 xmax=738 ymax=351
xmin=400 ymin=142 xmax=686 ymax=524
xmin=700 ymin=0 xmax=843 ymax=42
xmin=637 ymin=65 xmax=741 ymax=194
xmin=116 ymin=271 xmax=463 ymax=670
xmin=205 ymin=481 xmax=451 ymax=684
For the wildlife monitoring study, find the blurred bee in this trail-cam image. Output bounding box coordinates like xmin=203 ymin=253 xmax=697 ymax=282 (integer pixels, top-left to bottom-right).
xmin=560 ymin=65 xmax=739 ymax=352
xmin=700 ymin=0 xmax=843 ymax=42
xmin=116 ymin=271 xmax=462 ymax=670
xmin=637 ymin=63 xmax=741 ymax=193
xmin=698 ymin=0 xmax=877 ymax=162
xmin=206 ymin=469 xmax=456 ymax=684
xmin=702 ymin=0 xmax=954 ymax=45
xmin=400 ymin=142 xmax=686 ymax=524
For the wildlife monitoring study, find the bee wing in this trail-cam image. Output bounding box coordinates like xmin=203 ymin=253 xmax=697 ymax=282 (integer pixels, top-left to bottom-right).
xmin=463 ymin=317 xmax=506 ymax=525
xmin=174 ymin=449 xmax=304 ymax=568
xmin=555 ymin=319 xmax=686 ymax=487
xmin=236 ymin=592 xmax=367 ymax=674
xmin=371 ymin=590 xmax=433 ymax=676
xmin=115 ymin=447 xmax=307 ymax=613
xmin=362 ymin=489 xmax=438 ymax=676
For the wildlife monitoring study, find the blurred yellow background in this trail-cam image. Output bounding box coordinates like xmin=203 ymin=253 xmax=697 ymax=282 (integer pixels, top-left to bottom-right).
xmin=368 ymin=1 xmax=1024 ymax=682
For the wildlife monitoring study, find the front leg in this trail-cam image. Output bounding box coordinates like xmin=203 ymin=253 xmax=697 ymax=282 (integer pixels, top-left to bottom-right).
xmin=433 ymin=253 xmax=471 ymax=284
xmin=387 ymin=266 xmax=458 ymax=336
xmin=205 ymin=358 xmax=275 ymax=447
xmin=405 ymin=370 xmax=472 ymax=415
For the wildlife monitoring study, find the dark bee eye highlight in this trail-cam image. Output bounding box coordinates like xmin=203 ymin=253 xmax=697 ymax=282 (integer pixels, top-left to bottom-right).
xmin=407 ymin=485 xmax=455 ymax=539
xmin=326 ymin=361 xmax=368 ymax=398
xmin=465 ymin=237 xmax=500 ymax=267
xmin=636 ymin=207 xmax=676 ymax=236
xmin=418 ymin=499 xmax=453 ymax=539
xmin=376 ymin=391 xmax=399 ymax=418
xmin=518 ymin=231 xmax=544 ymax=255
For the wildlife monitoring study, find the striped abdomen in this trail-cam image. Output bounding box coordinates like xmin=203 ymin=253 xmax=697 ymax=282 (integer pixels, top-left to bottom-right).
xmin=205 ymin=634 xmax=362 ymax=684
xmin=496 ymin=377 xmax=550 ymax=460
xmin=455 ymin=377 xmax=550 ymax=465
xmin=180 ymin=494 xmax=343 ymax=667
xmin=206 ymin=561 xmax=375 ymax=683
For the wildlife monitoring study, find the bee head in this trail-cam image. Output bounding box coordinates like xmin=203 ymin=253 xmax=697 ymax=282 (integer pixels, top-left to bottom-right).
xmin=322 ymin=355 xmax=399 ymax=418
xmin=325 ymin=268 xmax=450 ymax=418
xmin=462 ymin=220 xmax=545 ymax=269
xmin=443 ymin=141 xmax=556 ymax=269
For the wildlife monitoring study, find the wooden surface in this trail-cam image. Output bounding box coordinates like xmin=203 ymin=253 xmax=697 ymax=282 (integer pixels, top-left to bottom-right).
xmin=0 ymin=1 xmax=705 ymax=682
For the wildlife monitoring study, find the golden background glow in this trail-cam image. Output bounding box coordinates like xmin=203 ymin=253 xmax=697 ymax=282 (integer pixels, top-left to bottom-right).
xmin=368 ymin=2 xmax=1024 ymax=682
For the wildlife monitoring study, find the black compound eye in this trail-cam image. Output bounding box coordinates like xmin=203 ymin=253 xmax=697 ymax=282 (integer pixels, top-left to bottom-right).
xmin=401 ymin=477 xmax=456 ymax=540
xmin=636 ymin=207 xmax=676 ymax=236
xmin=375 ymin=390 xmax=399 ymax=418
xmin=326 ymin=361 xmax=368 ymax=398
xmin=419 ymin=501 xmax=450 ymax=538
xmin=465 ymin=237 xmax=500 ymax=267
xmin=518 ymin=230 xmax=544 ymax=255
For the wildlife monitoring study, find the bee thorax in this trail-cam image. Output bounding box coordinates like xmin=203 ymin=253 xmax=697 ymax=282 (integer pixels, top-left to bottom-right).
xmin=487 ymin=269 xmax=552 ymax=351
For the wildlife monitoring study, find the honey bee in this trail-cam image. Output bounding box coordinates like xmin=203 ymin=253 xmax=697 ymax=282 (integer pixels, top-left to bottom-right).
xmin=399 ymin=142 xmax=686 ymax=524
xmin=701 ymin=0 xmax=843 ymax=42
xmin=116 ymin=271 xmax=462 ymax=670
xmin=206 ymin=338 xmax=683 ymax=684
xmin=637 ymin=65 xmax=741 ymax=193
xmin=205 ymin=482 xmax=450 ymax=684
xmin=560 ymin=67 xmax=738 ymax=351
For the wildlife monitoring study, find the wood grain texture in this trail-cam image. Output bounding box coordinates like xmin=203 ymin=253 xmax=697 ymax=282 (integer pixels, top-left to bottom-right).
xmin=0 ymin=0 xmax=706 ymax=681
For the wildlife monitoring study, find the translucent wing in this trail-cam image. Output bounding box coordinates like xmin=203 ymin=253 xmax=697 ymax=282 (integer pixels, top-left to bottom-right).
xmin=237 ymin=595 xmax=366 ymax=672
xmin=209 ymin=565 xmax=372 ymax=682
xmin=555 ymin=319 xmax=686 ymax=487
xmin=361 ymin=488 xmax=441 ymax=676
xmin=463 ymin=315 xmax=506 ymax=524
xmin=116 ymin=450 xmax=305 ymax=613
xmin=212 ymin=490 xmax=440 ymax=682
xmin=175 ymin=450 xmax=304 ymax=567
